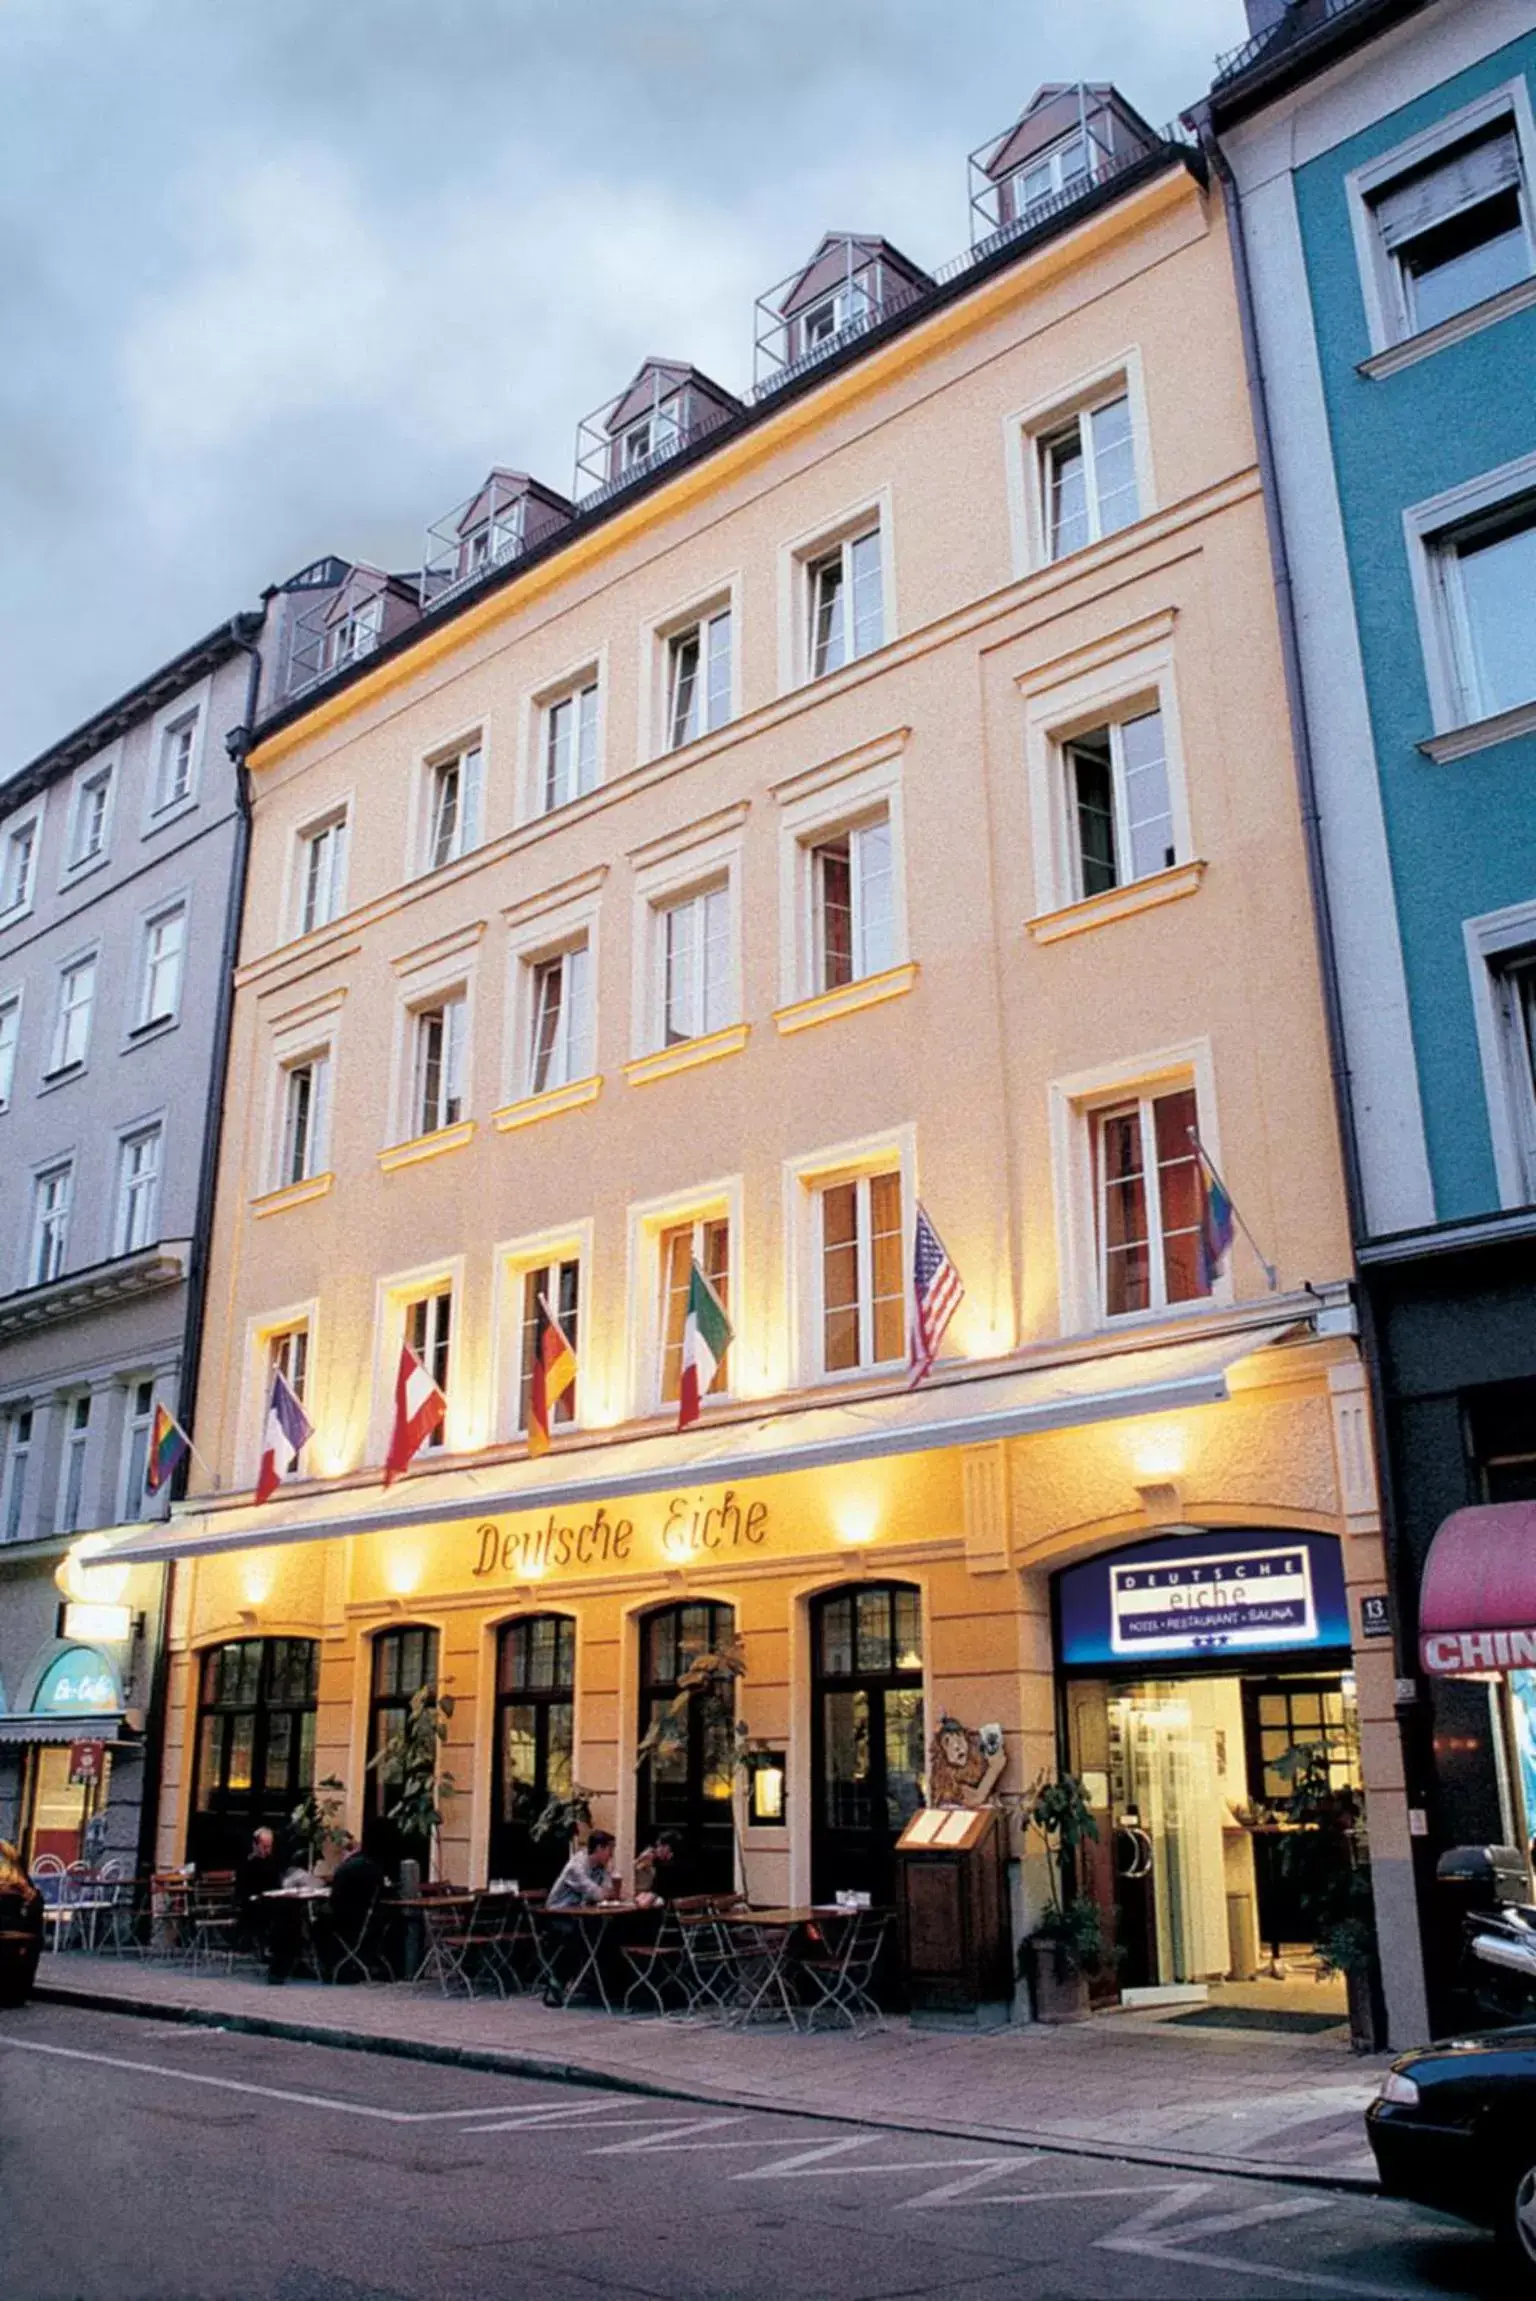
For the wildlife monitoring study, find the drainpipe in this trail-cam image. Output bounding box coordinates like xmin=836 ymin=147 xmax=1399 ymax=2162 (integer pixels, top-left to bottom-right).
xmin=1192 ymin=111 xmax=1425 ymax=2039
xmin=134 ymin=612 xmax=262 ymax=1879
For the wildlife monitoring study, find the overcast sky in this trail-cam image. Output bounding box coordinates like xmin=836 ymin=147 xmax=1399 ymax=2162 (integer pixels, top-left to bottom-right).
xmin=0 ymin=0 xmax=1246 ymax=772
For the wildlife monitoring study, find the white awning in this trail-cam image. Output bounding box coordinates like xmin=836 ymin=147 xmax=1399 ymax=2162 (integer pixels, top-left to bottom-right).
xmin=99 ymin=1314 xmax=1317 ymax=1568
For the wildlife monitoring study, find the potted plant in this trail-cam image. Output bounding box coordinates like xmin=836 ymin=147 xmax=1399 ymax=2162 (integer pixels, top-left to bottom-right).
xmin=366 ymin=1683 xmax=457 ymax=1875
xmin=1271 ymin=1741 xmax=1384 ymax=2051
xmin=1017 ymin=1770 xmax=1103 ymax=2023
xmin=289 ymin=1774 xmax=348 ymax=1871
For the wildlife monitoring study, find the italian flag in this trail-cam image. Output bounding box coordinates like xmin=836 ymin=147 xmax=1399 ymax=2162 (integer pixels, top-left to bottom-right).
xmin=384 ymin=1343 xmax=447 ymax=1485
xmin=677 ymin=1258 xmax=732 ymax=1431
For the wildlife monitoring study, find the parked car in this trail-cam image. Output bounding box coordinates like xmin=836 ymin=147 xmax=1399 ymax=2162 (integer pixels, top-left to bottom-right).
xmin=0 ymin=1841 xmax=43 ymax=2007
xmin=1368 ymin=2026 xmax=1536 ymax=2279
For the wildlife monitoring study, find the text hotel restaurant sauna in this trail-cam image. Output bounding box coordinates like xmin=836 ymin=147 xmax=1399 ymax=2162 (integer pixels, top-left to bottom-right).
xmin=79 ymin=77 xmax=1422 ymax=2034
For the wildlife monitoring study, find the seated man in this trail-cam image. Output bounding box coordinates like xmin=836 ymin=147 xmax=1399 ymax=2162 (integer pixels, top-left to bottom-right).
xmin=542 ymin=1830 xmax=618 ymax=2004
xmin=321 ymin=1835 xmax=386 ymax=1982
xmin=237 ymin=1825 xmax=295 ymax=1982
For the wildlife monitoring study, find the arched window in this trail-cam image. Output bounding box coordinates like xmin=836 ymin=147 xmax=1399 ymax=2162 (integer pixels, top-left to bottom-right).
xmin=809 ymin=1582 xmax=924 ymax=1903
xmin=637 ymin=1600 xmax=736 ymax=1893
xmin=489 ymin=1614 xmax=575 ymax=1889
xmin=363 ymin=1624 xmax=440 ymax=1876
xmin=190 ymin=1637 xmax=319 ymax=1872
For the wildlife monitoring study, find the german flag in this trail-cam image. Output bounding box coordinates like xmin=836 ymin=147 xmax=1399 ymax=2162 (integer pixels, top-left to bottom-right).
xmin=527 ymin=1295 xmax=577 ymax=1457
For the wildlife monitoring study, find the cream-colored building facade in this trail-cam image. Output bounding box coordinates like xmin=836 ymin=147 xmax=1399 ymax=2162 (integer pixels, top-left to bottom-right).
xmin=112 ymin=93 xmax=1424 ymax=2035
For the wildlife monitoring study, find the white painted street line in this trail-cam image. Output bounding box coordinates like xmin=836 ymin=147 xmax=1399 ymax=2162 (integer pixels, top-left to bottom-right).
xmin=460 ymin=2104 xmax=701 ymax=2135
xmin=1092 ymin=2184 xmax=1418 ymax=2300
xmin=588 ymin=2116 xmax=758 ymax=2152
xmin=1101 ymin=2239 xmax=1418 ymax=2298
xmin=0 ymin=2036 xmax=549 ymax=2126
xmin=903 ymin=2177 xmax=1186 ymax=2210
xmin=731 ymin=2135 xmax=883 ymax=2178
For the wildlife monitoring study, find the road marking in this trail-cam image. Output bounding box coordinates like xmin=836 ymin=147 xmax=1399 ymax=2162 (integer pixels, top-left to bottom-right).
xmin=903 ymin=2176 xmax=1185 ymax=2209
xmin=0 ymin=2036 xmax=557 ymax=2126
xmin=1100 ymin=2239 xmax=1418 ymax=2298
xmin=1094 ymin=2184 xmax=1417 ymax=2299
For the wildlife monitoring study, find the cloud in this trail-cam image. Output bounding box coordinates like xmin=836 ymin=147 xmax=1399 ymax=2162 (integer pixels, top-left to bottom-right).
xmin=0 ymin=0 xmax=1247 ymax=770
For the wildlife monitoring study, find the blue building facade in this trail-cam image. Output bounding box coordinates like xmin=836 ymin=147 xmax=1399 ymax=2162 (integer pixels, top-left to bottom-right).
xmin=1206 ymin=0 xmax=1536 ymax=2023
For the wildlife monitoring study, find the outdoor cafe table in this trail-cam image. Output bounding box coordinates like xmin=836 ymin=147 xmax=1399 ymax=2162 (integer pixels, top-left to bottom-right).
xmin=262 ymin=1884 xmax=330 ymax=1977
xmin=544 ymin=1901 xmax=651 ymax=2011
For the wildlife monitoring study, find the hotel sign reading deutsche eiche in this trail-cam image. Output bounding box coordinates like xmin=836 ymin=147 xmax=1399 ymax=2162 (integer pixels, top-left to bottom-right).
xmin=472 ymin=1487 xmax=771 ymax=1582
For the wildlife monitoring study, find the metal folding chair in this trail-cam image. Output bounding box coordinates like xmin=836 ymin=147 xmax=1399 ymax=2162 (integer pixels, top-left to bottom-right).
xmin=797 ymin=1910 xmax=890 ymax=2032
xmin=189 ymin=1871 xmax=242 ymax=1973
xmin=415 ymin=1899 xmax=475 ymax=1996
xmin=621 ymin=1907 xmax=690 ymax=2013
xmin=326 ymin=1888 xmax=380 ymax=1986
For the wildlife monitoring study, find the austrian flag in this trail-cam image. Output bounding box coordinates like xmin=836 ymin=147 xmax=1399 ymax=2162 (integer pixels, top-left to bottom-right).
xmin=254 ymin=1369 xmax=313 ymax=1505
xmin=384 ymin=1343 xmax=447 ymax=1485
xmin=677 ymin=1258 xmax=732 ymax=1432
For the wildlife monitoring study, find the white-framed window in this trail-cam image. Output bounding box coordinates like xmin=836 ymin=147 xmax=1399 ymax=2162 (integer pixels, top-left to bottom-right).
xmin=137 ymin=902 xmax=186 ymax=1030
xmin=622 ymin=410 xmax=677 ymax=470
xmin=30 ymin=1162 xmax=71 ymax=1285
xmin=1497 ymin=949 xmax=1536 ymax=1193
xmin=1 ymin=1406 xmax=33 ymax=1542
xmin=1092 ymin=1082 xmax=1207 ymax=1321
xmin=116 ymin=1123 xmax=163 ymax=1254
xmin=666 ymin=608 xmax=733 ymax=749
xmin=1466 ymin=900 xmax=1536 ymax=1208
xmin=1 ymin=811 xmax=40 ymax=918
xmin=411 ymin=995 xmax=467 ymax=1135
xmin=799 ymin=280 xmax=869 ymax=353
xmin=424 ymin=741 xmax=484 ymax=873
xmin=57 ymin=1392 xmax=92 ymax=1535
xmin=1405 ymin=454 xmax=1536 ymax=740
xmin=66 ymin=763 xmax=114 ymax=873
xmin=658 ymin=883 xmax=731 ymax=1045
xmin=296 ymin=811 xmax=349 ymax=935
xmin=776 ymin=746 xmax=909 ymax=1008
xmin=541 ymin=678 xmax=599 ymax=813
xmin=0 ymin=993 xmax=19 ymax=1110
xmin=1007 ymin=130 xmax=1090 ymax=223
xmin=1020 ymin=620 xmax=1193 ymax=917
xmin=527 ymin=943 xmax=592 ymax=1096
xmin=404 ymin=1287 xmax=452 ymax=1449
xmin=326 ymin=595 xmax=382 ymax=669
xmin=815 ymin=1168 xmax=904 ymax=1375
xmin=279 ymin=1053 xmax=330 ymax=1186
xmin=655 ymin=1213 xmax=730 ymax=1407
xmin=50 ymin=953 xmax=96 ymax=1075
xmin=1064 ymin=705 xmax=1176 ymax=899
xmin=1351 ymin=88 xmax=1536 ymax=350
xmin=809 ymin=814 xmax=894 ymax=992
xmin=1040 ymin=392 xmax=1139 ymax=559
xmin=807 ymin=526 xmax=883 ymax=678
xmin=120 ymin=1378 xmax=155 ymax=1515
xmin=154 ymin=711 xmax=199 ymax=813
xmin=269 ymin=1321 xmax=310 ymax=1406
xmin=514 ymin=1255 xmax=581 ymax=1433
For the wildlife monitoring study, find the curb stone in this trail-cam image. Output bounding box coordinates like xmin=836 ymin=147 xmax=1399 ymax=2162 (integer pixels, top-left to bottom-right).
xmin=31 ymin=1977 xmax=1381 ymax=2197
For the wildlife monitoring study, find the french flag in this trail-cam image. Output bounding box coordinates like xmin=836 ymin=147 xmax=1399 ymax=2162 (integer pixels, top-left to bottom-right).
xmin=384 ymin=1343 xmax=446 ymax=1485
xmin=254 ymin=1369 xmax=314 ymax=1505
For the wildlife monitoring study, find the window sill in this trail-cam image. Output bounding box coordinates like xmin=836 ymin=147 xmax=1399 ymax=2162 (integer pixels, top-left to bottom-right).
xmin=774 ymin=961 xmax=918 ymax=1037
xmin=125 ymin=1013 xmax=178 ymax=1047
xmin=38 ymin=1062 xmax=86 ymax=1094
xmin=492 ymin=1075 xmax=602 ymax=1132
xmin=1359 ymin=275 xmax=1536 ymax=380
xmin=59 ymin=852 xmax=110 ymax=891
xmin=251 ymin=1172 xmax=335 ymax=1218
xmin=1028 ymin=860 xmax=1206 ymax=944
xmin=141 ymin=795 xmax=200 ymax=839
xmin=378 ymin=1118 xmax=477 ymax=1172
xmin=1420 ymin=699 xmax=1536 ymax=765
xmin=624 ymin=1024 xmax=749 ymax=1086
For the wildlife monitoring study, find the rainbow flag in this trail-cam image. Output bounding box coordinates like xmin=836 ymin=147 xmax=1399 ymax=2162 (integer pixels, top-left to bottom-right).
xmin=145 ymin=1402 xmax=190 ymax=1494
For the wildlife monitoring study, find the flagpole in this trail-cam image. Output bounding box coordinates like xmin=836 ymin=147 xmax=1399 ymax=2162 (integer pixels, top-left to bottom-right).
xmin=1187 ymin=1128 xmax=1278 ymax=1292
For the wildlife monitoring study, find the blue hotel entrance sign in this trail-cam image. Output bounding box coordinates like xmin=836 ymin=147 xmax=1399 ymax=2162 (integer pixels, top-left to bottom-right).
xmin=1056 ymin=1528 xmax=1352 ymax=1671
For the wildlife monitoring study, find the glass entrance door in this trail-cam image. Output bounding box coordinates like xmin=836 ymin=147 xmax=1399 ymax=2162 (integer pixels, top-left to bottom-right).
xmin=636 ymin=1602 xmax=736 ymax=1893
xmin=490 ymin=1614 xmax=575 ymax=1889
xmin=810 ymin=1583 xmax=924 ymax=1903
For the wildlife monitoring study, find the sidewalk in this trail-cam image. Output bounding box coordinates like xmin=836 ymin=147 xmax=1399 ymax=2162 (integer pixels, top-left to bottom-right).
xmin=33 ymin=1952 xmax=1389 ymax=2189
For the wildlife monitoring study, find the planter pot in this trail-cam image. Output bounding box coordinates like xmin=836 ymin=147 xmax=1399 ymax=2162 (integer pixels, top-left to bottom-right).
xmin=1023 ymin=1937 xmax=1091 ymax=2024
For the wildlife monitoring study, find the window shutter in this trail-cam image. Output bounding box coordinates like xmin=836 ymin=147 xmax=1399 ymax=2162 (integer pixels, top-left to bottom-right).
xmin=1373 ymin=125 xmax=1521 ymax=252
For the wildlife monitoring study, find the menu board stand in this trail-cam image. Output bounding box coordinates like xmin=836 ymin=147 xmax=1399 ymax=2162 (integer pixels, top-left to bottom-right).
xmin=895 ymin=1805 xmax=1014 ymax=2027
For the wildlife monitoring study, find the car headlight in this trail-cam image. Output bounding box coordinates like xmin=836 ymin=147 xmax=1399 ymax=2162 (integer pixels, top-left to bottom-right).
xmin=1377 ymin=2071 xmax=1421 ymax=2107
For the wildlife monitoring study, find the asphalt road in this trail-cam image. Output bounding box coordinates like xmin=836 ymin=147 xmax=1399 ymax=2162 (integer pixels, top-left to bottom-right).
xmin=0 ymin=2001 xmax=1502 ymax=2300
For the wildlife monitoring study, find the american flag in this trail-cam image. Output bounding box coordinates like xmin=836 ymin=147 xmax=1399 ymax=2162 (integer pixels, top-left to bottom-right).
xmin=909 ymin=1202 xmax=964 ymax=1388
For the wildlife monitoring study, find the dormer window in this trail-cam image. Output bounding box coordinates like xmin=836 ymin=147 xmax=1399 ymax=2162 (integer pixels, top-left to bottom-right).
xmin=1011 ymin=133 xmax=1090 ymax=219
xmin=327 ymin=597 xmax=382 ymax=670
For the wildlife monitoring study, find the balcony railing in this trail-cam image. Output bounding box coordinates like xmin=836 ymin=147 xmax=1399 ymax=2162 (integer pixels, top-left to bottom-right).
xmin=420 ymin=474 xmax=572 ymax=609
xmin=753 ymin=243 xmax=931 ymax=394
xmin=1211 ymin=0 xmax=1367 ymax=89
xmin=574 ymin=370 xmax=741 ymax=507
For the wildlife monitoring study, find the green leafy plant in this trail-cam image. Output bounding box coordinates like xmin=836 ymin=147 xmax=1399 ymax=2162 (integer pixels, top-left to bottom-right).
xmin=289 ymin=1775 xmax=348 ymax=1869
xmin=529 ymin=1783 xmax=595 ymax=1846
xmin=1270 ymin=1740 xmax=1376 ymax=1982
xmin=366 ymin=1684 xmax=457 ymax=1857
xmin=1016 ymin=1769 xmax=1107 ymax=1976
